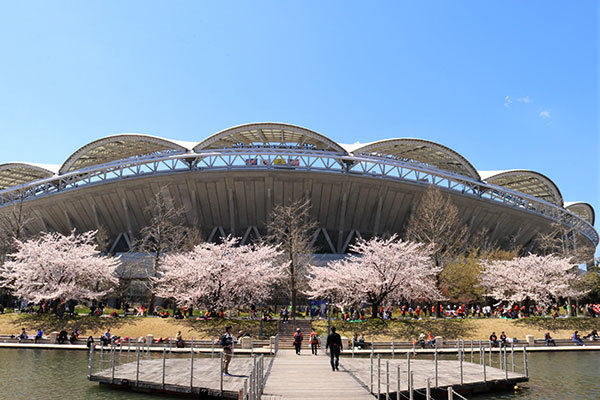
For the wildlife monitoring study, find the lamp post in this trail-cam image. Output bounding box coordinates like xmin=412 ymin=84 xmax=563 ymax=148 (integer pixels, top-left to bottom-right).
xmin=327 ymin=295 xmax=332 ymax=336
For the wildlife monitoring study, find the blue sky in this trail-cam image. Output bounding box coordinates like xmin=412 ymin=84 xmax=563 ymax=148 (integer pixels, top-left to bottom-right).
xmin=0 ymin=2 xmax=598 ymax=251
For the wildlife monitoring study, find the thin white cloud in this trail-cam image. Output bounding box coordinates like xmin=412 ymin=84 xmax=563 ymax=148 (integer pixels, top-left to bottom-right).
xmin=516 ymin=96 xmax=531 ymax=104
xmin=539 ymin=110 xmax=551 ymax=119
xmin=504 ymin=96 xmax=513 ymax=107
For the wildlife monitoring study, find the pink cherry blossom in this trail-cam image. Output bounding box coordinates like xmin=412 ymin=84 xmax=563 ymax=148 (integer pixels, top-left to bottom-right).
xmin=153 ymin=236 xmax=284 ymax=310
xmin=0 ymin=230 xmax=120 ymax=303
xmin=480 ymin=253 xmax=586 ymax=308
xmin=306 ymin=235 xmax=443 ymax=316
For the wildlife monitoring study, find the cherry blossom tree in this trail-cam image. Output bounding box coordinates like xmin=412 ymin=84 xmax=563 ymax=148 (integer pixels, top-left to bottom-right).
xmin=153 ymin=237 xmax=284 ymax=312
xmin=306 ymin=235 xmax=443 ymax=318
xmin=0 ymin=230 xmax=120 ymax=304
xmin=479 ymin=253 xmax=586 ymax=310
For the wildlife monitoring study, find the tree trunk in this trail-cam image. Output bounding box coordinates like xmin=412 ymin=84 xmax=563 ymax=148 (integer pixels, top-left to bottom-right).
xmin=291 ymin=260 xmax=296 ymax=321
xmin=371 ymin=301 xmax=380 ymax=318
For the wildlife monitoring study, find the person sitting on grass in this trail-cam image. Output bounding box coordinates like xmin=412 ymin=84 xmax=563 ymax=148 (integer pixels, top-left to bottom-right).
xmin=69 ymin=329 xmax=79 ymax=344
xmin=583 ymin=330 xmax=599 ymax=341
xmin=426 ymin=331 xmax=436 ymax=348
xmin=489 ymin=332 xmax=499 ymax=347
xmin=572 ymin=331 xmax=584 ymax=346
xmin=175 ymin=331 xmax=184 ymax=348
xmin=34 ymin=328 xmax=44 ymax=344
xmin=57 ymin=328 xmax=68 ymax=344
xmin=544 ymin=332 xmax=556 ymax=346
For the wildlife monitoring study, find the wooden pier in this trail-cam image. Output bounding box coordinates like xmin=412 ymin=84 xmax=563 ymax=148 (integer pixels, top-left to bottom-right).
xmin=89 ymin=345 xmax=528 ymax=399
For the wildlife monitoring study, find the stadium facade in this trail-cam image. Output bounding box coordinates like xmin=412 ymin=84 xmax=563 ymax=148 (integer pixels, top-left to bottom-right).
xmin=0 ymin=122 xmax=596 ymax=257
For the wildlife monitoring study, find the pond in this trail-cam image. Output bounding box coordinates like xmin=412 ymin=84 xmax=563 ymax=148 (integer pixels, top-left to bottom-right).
xmin=0 ymin=349 xmax=598 ymax=399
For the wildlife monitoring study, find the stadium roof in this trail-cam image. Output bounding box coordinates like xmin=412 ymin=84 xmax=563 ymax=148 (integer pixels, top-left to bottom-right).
xmin=479 ymin=170 xmax=563 ymax=206
xmin=59 ymin=134 xmax=192 ymax=174
xmin=194 ymin=122 xmax=347 ymax=154
xmin=351 ymin=138 xmax=480 ymax=180
xmin=565 ymin=202 xmax=595 ymax=225
xmin=0 ymin=162 xmax=59 ymax=190
xmin=0 ymin=124 xmax=591 ymax=218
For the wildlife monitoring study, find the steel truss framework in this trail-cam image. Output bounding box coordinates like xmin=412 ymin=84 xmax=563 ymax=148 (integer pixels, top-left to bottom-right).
xmin=0 ymin=147 xmax=597 ymax=246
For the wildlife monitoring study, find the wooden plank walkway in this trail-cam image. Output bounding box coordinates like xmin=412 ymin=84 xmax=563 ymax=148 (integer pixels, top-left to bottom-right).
xmin=262 ymin=350 xmax=374 ymax=400
xmin=91 ymin=356 xmax=258 ymax=398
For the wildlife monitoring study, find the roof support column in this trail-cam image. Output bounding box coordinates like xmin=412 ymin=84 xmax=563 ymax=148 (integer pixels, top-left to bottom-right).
xmin=336 ymin=185 xmax=349 ymax=253
xmin=121 ymin=197 xmax=134 ymax=241
xmin=226 ymin=178 xmax=235 ymax=235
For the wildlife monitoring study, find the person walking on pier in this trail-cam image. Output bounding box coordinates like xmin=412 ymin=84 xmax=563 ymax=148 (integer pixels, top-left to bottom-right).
xmin=326 ymin=327 xmax=343 ymax=371
xmin=293 ymin=328 xmax=303 ymax=355
xmin=310 ymin=328 xmax=320 ymax=355
xmin=220 ymin=325 xmax=234 ymax=375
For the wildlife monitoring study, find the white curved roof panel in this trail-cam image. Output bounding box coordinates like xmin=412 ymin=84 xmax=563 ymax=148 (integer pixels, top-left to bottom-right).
xmin=565 ymin=202 xmax=595 ymax=225
xmin=59 ymin=133 xmax=191 ymax=174
xmin=194 ymin=122 xmax=347 ymax=154
xmin=481 ymin=170 xmax=563 ymax=206
xmin=352 ymin=138 xmax=480 ymax=180
xmin=0 ymin=162 xmax=58 ymax=190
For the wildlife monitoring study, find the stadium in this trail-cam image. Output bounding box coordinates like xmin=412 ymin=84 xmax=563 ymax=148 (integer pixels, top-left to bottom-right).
xmin=0 ymin=122 xmax=596 ymax=258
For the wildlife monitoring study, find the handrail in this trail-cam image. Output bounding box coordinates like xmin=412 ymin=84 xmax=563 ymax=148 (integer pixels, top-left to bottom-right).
xmin=0 ymin=148 xmax=596 ymax=245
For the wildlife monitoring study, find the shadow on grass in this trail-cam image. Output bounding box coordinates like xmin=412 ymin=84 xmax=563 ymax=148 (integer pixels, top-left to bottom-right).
xmin=313 ymin=318 xmax=473 ymax=339
xmin=513 ymin=317 xmax=600 ymax=331
xmin=178 ymin=318 xmax=278 ymax=339
xmin=9 ymin=313 xmax=132 ymax=335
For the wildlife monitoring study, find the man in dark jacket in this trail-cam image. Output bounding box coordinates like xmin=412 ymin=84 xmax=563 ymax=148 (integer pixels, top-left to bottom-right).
xmin=326 ymin=327 xmax=343 ymax=371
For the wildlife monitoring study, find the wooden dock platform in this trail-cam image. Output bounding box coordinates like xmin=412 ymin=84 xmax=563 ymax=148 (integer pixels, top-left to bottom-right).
xmin=90 ymin=356 xmax=259 ymax=398
xmin=89 ymin=347 xmax=528 ymax=399
xmin=341 ymin=357 xmax=528 ymax=398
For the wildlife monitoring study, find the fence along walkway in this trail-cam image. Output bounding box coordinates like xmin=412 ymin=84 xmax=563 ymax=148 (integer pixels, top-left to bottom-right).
xmin=261 ymin=349 xmax=374 ymax=400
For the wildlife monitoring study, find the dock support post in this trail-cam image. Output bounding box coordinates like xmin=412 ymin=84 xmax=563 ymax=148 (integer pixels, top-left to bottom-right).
xmin=251 ymin=337 xmax=254 ymax=355
xmin=511 ymin=341 xmax=515 ymax=372
xmin=409 ymin=371 xmax=414 ymax=400
xmin=434 ymin=340 xmax=438 ymax=387
xmin=352 ymin=343 xmax=355 ymax=358
xmin=392 ymin=338 xmax=395 ymax=359
xmin=459 ymin=343 xmax=463 ymax=385
xmin=135 ymin=342 xmax=140 ymax=386
xmin=370 ymin=354 xmax=373 ymax=393
xmin=397 ymin=365 xmax=400 ymax=399
xmin=504 ymin=345 xmax=508 ymax=379
xmin=386 ymin=360 xmax=390 ymax=400
xmin=212 ymin=337 xmax=215 ymax=359
xmin=88 ymin=343 xmax=94 ymax=378
xmin=482 ymin=346 xmax=486 ymax=382
xmin=488 ymin=343 xmax=492 ymax=367
xmin=470 ymin=339 xmax=474 ymax=363
xmin=253 ymin=354 xmax=257 ymax=398
xmin=269 ymin=336 xmax=273 ymax=355
xmin=190 ymin=338 xmax=194 ymax=392
xmin=119 ymin=340 xmax=122 ymax=364
xmin=426 ymin=377 xmax=431 ymax=400
xmin=162 ymin=345 xmax=166 ymax=389
xmin=523 ymin=347 xmax=528 ymax=377
xmin=448 ymin=386 xmax=454 ymax=400
xmin=100 ymin=342 xmax=104 ymax=370
xmin=407 ymin=352 xmax=411 ymax=390
xmin=372 ymin=337 xmax=375 ymax=357
xmin=243 ymin=379 xmax=247 ymax=400
xmin=127 ymin=338 xmax=130 ymax=362
xmin=377 ymin=354 xmax=381 ymax=399
xmin=220 ymin=351 xmax=224 ymax=396
xmin=111 ymin=342 xmax=115 ymax=384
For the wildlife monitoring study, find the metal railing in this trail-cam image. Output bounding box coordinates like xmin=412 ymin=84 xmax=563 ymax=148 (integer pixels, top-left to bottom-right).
xmin=1 ymin=147 xmax=596 ymax=245
xmin=366 ymin=338 xmax=529 ymax=400
xmin=88 ymin=337 xmax=269 ymax=398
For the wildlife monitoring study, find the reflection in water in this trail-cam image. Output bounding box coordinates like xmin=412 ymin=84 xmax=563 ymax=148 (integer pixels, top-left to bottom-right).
xmin=0 ymin=349 xmax=598 ymax=399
